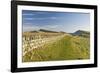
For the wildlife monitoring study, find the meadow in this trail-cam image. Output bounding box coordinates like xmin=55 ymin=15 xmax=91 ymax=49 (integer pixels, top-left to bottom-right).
xmin=22 ymin=30 xmax=90 ymax=62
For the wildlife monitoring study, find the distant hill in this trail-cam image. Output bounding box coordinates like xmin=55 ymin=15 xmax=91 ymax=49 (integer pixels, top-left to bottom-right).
xmin=30 ymin=31 xmax=39 ymax=33
xmin=28 ymin=29 xmax=66 ymax=33
xmin=71 ymin=30 xmax=90 ymax=38
xmin=23 ymin=29 xmax=90 ymax=38
xmin=39 ymin=29 xmax=59 ymax=33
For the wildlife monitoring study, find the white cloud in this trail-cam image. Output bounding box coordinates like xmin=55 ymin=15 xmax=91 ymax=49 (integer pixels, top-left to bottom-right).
xmin=50 ymin=17 xmax=57 ymax=19
xmin=22 ymin=13 xmax=36 ymax=16
xmin=36 ymin=12 xmax=47 ymax=14
xmin=23 ymin=23 xmax=59 ymax=32
xmin=43 ymin=25 xmax=59 ymax=29
xmin=23 ymin=24 xmax=40 ymax=32
xmin=23 ymin=16 xmax=58 ymax=21
xmin=23 ymin=18 xmax=35 ymax=20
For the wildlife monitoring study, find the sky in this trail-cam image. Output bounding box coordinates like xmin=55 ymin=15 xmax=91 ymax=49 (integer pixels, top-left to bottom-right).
xmin=22 ymin=10 xmax=90 ymax=33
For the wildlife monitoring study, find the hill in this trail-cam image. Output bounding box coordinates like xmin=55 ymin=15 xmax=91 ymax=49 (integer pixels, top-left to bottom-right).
xmin=39 ymin=29 xmax=59 ymax=33
xmin=71 ymin=30 xmax=90 ymax=38
xmin=26 ymin=29 xmax=66 ymax=34
xmin=23 ymin=30 xmax=90 ymax=62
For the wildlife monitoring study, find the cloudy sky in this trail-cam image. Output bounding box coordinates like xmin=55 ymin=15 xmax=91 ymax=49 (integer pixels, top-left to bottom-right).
xmin=22 ymin=10 xmax=90 ymax=33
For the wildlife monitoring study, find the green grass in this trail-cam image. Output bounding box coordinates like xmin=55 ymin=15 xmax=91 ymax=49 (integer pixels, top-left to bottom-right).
xmin=23 ymin=34 xmax=90 ymax=62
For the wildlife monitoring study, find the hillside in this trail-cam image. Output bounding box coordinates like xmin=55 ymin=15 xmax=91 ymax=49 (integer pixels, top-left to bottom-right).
xmin=71 ymin=30 xmax=90 ymax=38
xmin=22 ymin=30 xmax=90 ymax=62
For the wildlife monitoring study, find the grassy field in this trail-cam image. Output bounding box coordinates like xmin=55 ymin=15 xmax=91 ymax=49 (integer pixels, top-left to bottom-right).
xmin=22 ymin=33 xmax=90 ymax=62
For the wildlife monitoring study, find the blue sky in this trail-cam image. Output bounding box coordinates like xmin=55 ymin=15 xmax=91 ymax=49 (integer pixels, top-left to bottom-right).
xmin=22 ymin=10 xmax=90 ymax=33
